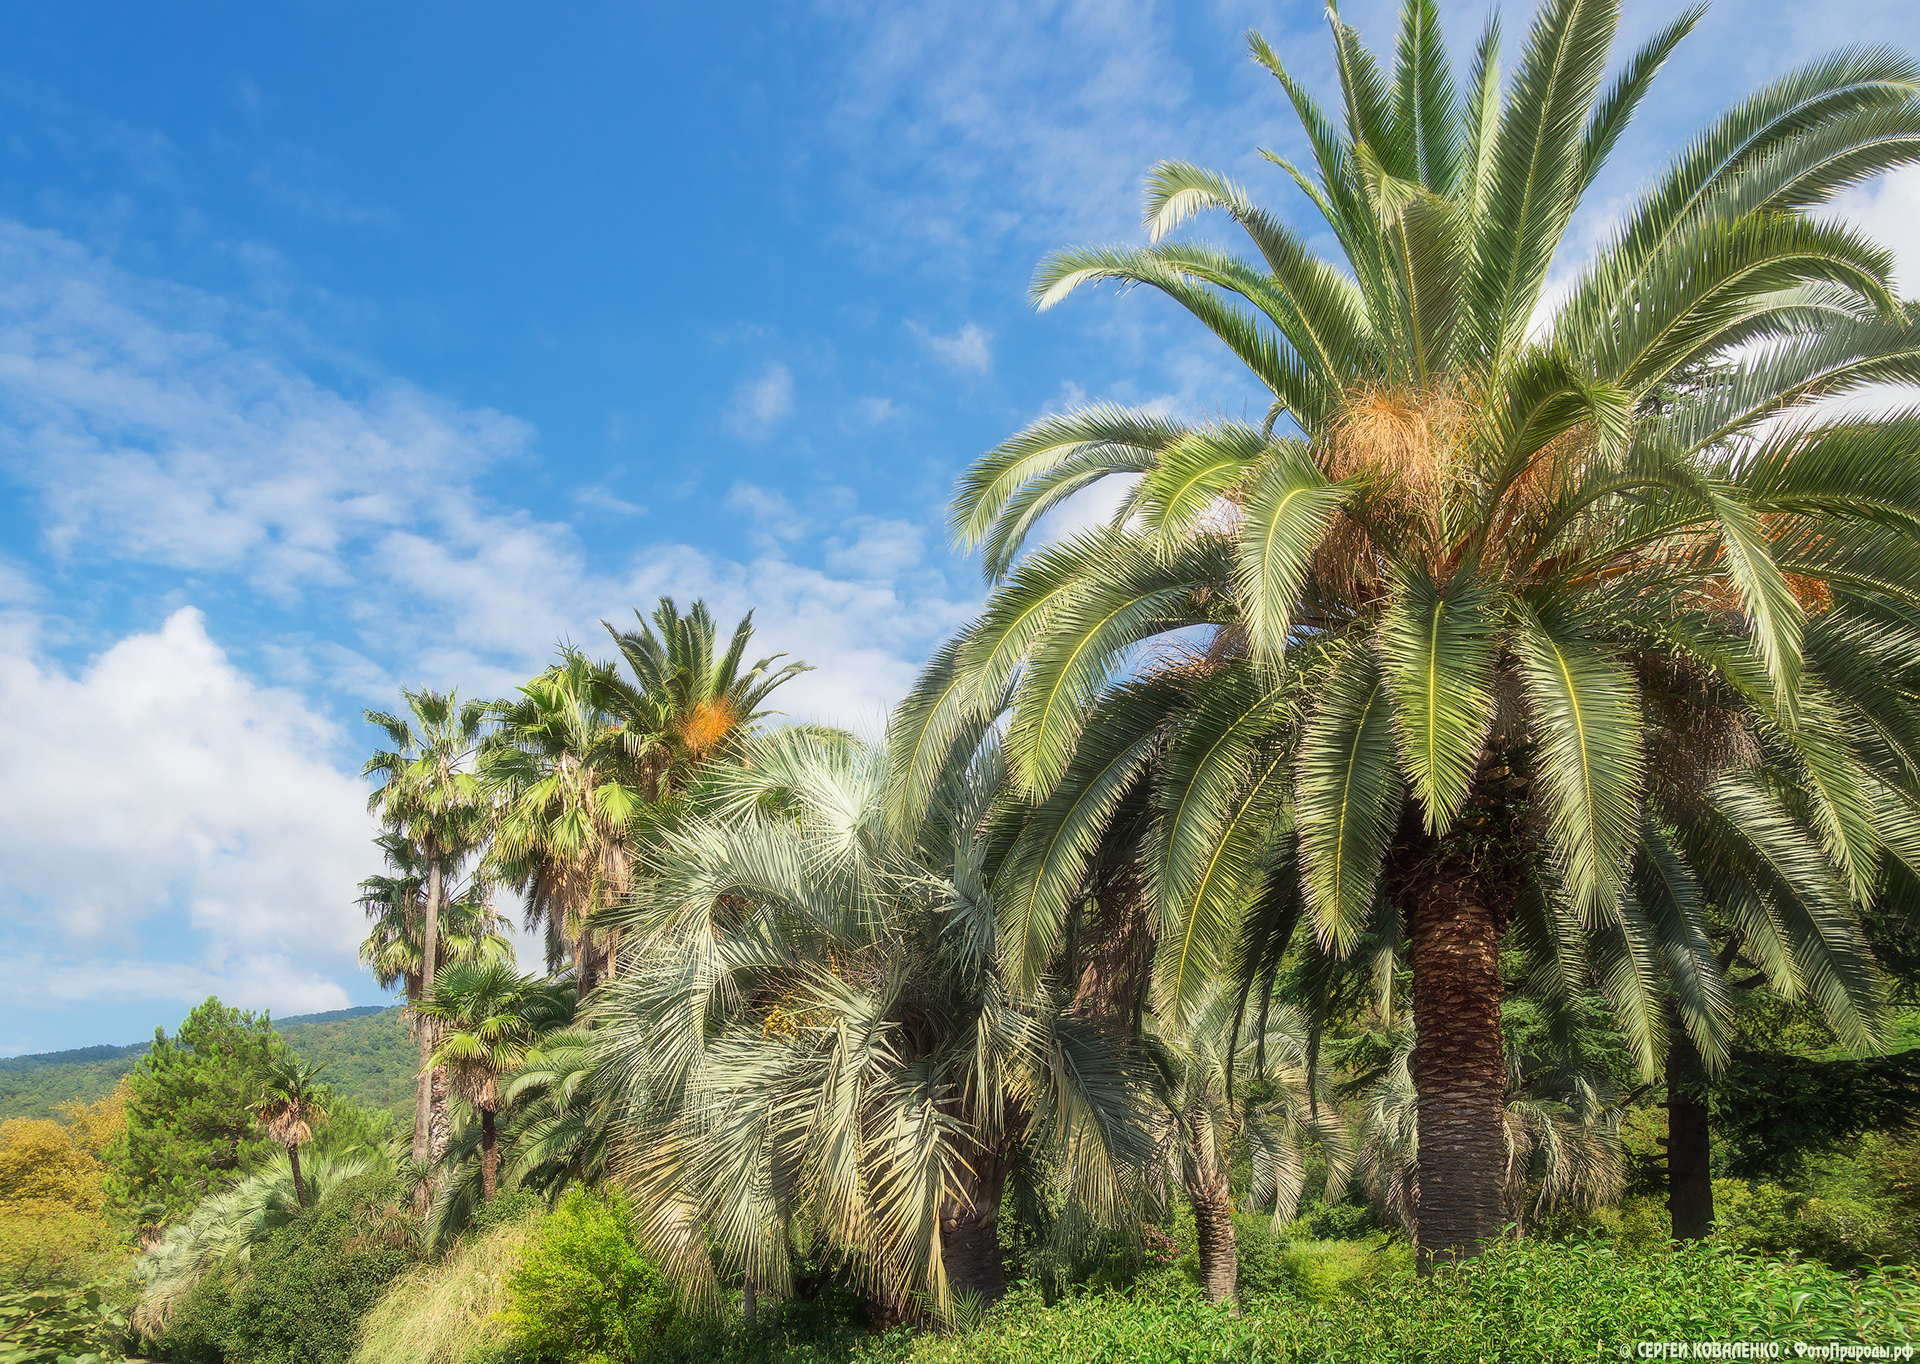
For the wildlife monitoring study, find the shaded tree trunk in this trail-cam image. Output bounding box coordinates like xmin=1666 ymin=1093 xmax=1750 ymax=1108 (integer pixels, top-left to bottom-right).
xmin=430 ymin=1067 xmax=453 ymax=1169
xmin=288 ymin=1143 xmax=307 ymax=1210
xmin=940 ymin=1146 xmax=1009 ymax=1306
xmin=413 ymin=855 xmax=444 ymax=1177
xmin=1399 ymin=839 xmax=1509 ymax=1268
xmin=742 ymin=1274 xmax=757 ymax=1327
xmin=1665 ymin=1023 xmax=1713 ymax=1240
xmin=479 ymin=1107 xmax=498 ymax=1202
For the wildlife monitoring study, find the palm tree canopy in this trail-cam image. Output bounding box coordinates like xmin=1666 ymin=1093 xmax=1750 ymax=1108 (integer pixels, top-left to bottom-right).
xmin=894 ymin=0 xmax=1920 ymax=1066
xmin=595 ymin=727 xmax=1152 ymax=1318
xmin=358 ymin=831 xmax=516 ymax=995
xmin=418 ymin=960 xmax=544 ymax=1113
xmin=251 ymin=1055 xmax=329 ymax=1150
xmin=363 ymin=688 xmax=490 ymax=857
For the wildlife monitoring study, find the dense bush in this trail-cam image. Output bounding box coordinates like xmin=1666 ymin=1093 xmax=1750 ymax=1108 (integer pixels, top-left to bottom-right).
xmin=146 ymin=1171 xmax=420 ymax=1364
xmin=0 ymin=1279 xmax=128 ymax=1364
xmin=871 ymin=1240 xmax=1918 ymax=1364
xmin=500 ymin=1188 xmax=675 ymax=1363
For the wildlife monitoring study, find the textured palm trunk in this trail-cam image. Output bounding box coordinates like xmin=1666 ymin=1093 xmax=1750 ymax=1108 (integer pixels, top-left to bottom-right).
xmin=1401 ymin=851 xmax=1508 ymax=1267
xmin=413 ymin=855 xmax=444 ymax=1178
xmin=479 ymin=1107 xmax=499 ymax=1202
xmin=940 ymin=1146 xmax=1009 ymax=1306
xmin=288 ymin=1143 xmax=307 ymax=1210
xmin=1665 ymin=1023 xmax=1713 ymax=1240
xmin=1187 ymin=1148 xmax=1238 ymax=1306
xmin=430 ymin=1067 xmax=453 ymax=1169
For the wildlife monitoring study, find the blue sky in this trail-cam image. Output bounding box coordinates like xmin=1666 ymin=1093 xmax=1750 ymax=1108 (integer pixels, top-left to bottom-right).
xmin=1 ymin=0 xmax=1915 ymax=1054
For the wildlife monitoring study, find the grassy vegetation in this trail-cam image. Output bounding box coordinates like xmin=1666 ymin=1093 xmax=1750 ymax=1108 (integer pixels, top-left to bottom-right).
xmin=0 ymin=1007 xmax=414 ymax=1122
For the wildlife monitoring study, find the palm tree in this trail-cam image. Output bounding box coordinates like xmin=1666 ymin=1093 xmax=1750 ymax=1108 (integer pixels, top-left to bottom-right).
xmin=249 ymin=1055 xmax=329 ymax=1210
xmin=419 ymin=960 xmax=543 ymax=1203
xmin=1147 ymin=986 xmax=1350 ymax=1305
xmin=596 ymin=728 xmax=1151 ymax=1319
xmin=484 ymin=652 xmax=648 ymax=995
xmin=364 ymin=689 xmax=491 ymax=1172
xmin=602 ymin=597 xmax=812 ymax=799
xmin=895 ymin=0 xmax=1920 ymax=1261
xmin=358 ymin=831 xmax=517 ymax=1008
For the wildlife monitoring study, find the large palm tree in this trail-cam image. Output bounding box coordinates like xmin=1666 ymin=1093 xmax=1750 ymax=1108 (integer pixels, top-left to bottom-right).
xmin=596 ymin=728 xmax=1151 ymax=1319
xmin=418 ymin=960 xmax=544 ymax=1203
xmin=357 ymin=831 xmax=517 ymax=1007
xmin=249 ymin=1055 xmax=329 ymax=1211
xmin=364 ymin=689 xmax=491 ymax=1172
xmin=893 ymin=0 xmax=1920 ymax=1261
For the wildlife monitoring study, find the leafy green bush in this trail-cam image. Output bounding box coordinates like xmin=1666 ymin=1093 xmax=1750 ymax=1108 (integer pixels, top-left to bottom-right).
xmin=501 ymin=1188 xmax=674 ymax=1363
xmin=1714 ymin=1178 xmax=1910 ymax=1269
xmin=0 ymin=1279 xmax=127 ymax=1364
xmin=1229 ymin=1213 xmax=1289 ymax=1297
xmin=1285 ymin=1196 xmax=1378 ymax=1242
xmin=870 ymin=1239 xmax=1918 ymax=1364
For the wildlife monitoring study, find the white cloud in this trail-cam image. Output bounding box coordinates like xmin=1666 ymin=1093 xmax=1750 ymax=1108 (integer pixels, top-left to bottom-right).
xmin=722 ymin=361 xmax=795 ymax=438
xmin=1833 ymin=166 xmax=1920 ymax=297
xmin=908 ymin=320 xmax=994 ymax=372
xmin=0 ymin=606 xmax=372 ymax=1014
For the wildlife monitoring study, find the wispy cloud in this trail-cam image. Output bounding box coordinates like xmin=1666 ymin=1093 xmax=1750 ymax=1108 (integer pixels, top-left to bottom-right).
xmin=908 ymin=320 xmax=993 ymax=372
xmin=723 ymin=360 xmax=796 ymax=439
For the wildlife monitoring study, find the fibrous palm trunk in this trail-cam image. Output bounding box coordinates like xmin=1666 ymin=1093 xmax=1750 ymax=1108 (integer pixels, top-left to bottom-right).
xmin=1185 ymin=1121 xmax=1238 ymax=1307
xmin=288 ymin=1142 xmax=307 ymax=1210
xmin=414 ymin=854 xmax=444 ymax=1178
xmin=939 ymin=1146 xmax=1009 ymax=1305
xmin=479 ymin=1107 xmax=499 ymax=1203
xmin=1665 ymin=1024 xmax=1713 ymax=1240
xmin=1400 ymin=838 xmax=1509 ymax=1266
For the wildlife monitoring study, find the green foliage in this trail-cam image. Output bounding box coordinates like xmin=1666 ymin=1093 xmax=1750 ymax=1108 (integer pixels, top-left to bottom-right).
xmin=1714 ymin=1178 xmax=1913 ymax=1270
xmin=103 ymin=1000 xmax=281 ymax=1231
xmin=500 ymin=1188 xmax=675 ymax=1364
xmin=873 ymin=1241 xmax=1919 ymax=1363
xmin=0 ymin=1009 xmax=402 ymax=1125
xmin=0 ymin=1280 xmax=127 ymax=1364
xmin=1710 ymin=1049 xmax=1920 ymax=1181
xmin=161 ymin=1171 xmax=421 ymax=1364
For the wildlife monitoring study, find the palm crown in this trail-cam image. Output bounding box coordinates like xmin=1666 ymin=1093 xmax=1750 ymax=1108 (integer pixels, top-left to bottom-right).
xmin=895 ymin=0 xmax=1920 ymax=1259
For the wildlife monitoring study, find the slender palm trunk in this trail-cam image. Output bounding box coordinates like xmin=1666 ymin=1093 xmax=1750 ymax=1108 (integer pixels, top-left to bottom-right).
xmin=1185 ymin=1119 xmax=1238 ymax=1307
xmin=479 ymin=1107 xmax=499 ymax=1202
xmin=414 ymin=855 xmax=444 ymax=1190
xmin=939 ymin=1145 xmax=1009 ymax=1306
xmin=288 ymin=1143 xmax=307 ymax=1210
xmin=743 ymin=1274 xmax=758 ymax=1326
xmin=1400 ymin=844 xmax=1509 ymax=1267
xmin=1665 ymin=1022 xmax=1713 ymax=1240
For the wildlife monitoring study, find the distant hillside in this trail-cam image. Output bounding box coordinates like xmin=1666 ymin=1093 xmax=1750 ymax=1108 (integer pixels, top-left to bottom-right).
xmin=0 ymin=1004 xmax=415 ymax=1122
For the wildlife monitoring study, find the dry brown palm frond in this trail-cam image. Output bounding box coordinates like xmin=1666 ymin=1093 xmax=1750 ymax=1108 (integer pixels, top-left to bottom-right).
xmin=677 ymin=696 xmax=741 ymax=758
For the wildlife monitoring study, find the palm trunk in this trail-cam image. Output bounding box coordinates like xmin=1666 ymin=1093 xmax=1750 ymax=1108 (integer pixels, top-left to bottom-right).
xmin=1186 ymin=1126 xmax=1238 ymax=1307
xmin=414 ymin=855 xmax=444 ymax=1176
xmin=430 ymin=1067 xmax=453 ymax=1169
xmin=742 ymin=1274 xmax=758 ymax=1326
xmin=479 ymin=1107 xmax=498 ymax=1203
xmin=1665 ymin=1022 xmax=1713 ymax=1241
xmin=288 ymin=1143 xmax=307 ymax=1210
xmin=939 ymin=1145 xmax=1009 ymax=1307
xmin=1402 ymin=853 xmax=1508 ymax=1267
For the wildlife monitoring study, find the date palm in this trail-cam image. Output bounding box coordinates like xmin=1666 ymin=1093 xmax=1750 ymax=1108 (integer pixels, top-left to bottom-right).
xmin=419 ymin=960 xmax=544 ymax=1203
xmin=597 ymin=728 xmax=1151 ymax=1319
xmin=250 ymin=1056 xmax=329 ymax=1210
xmin=896 ymin=0 xmax=1920 ymax=1261
xmin=364 ymin=689 xmax=490 ymax=1172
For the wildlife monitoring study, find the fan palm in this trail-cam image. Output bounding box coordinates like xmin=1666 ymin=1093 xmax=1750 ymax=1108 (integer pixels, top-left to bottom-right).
xmin=595 ymin=728 xmax=1151 ymax=1318
xmin=249 ymin=1056 xmax=330 ymax=1210
xmin=896 ymin=0 xmax=1920 ymax=1260
xmin=484 ymin=651 xmax=648 ymax=994
xmin=419 ymin=960 xmax=544 ymax=1202
xmin=357 ymin=831 xmax=517 ymax=1005
xmin=364 ymin=689 xmax=491 ymax=1171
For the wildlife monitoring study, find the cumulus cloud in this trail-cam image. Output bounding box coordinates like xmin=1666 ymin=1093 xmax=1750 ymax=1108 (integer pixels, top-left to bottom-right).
xmin=0 ymin=606 xmax=372 ymax=1015
xmin=722 ymin=361 xmax=795 ymax=438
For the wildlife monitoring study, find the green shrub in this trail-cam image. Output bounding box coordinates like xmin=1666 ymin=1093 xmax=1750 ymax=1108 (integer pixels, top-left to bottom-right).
xmin=1229 ymin=1213 xmax=1290 ymax=1297
xmin=1285 ymin=1196 xmax=1378 ymax=1242
xmin=1714 ymin=1178 xmax=1910 ymax=1269
xmin=500 ymin=1188 xmax=674 ymax=1363
xmin=0 ymin=1279 xmax=128 ymax=1364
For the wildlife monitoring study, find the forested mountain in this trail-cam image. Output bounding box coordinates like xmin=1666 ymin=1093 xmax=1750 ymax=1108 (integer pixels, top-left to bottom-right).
xmin=0 ymin=1005 xmax=413 ymax=1120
